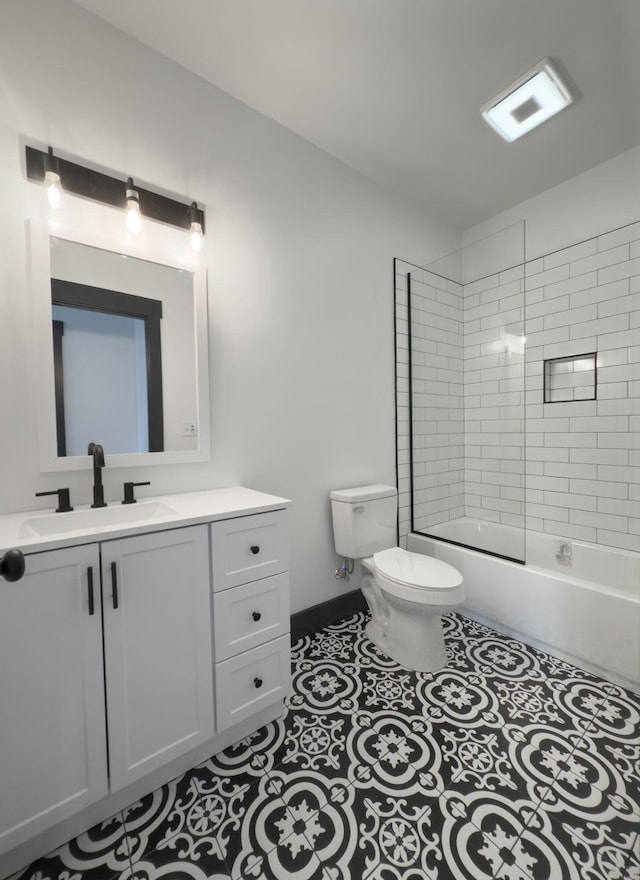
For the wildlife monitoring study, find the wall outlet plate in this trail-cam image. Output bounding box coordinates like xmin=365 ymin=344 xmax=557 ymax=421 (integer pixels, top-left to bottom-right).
xmin=182 ymin=422 xmax=198 ymax=437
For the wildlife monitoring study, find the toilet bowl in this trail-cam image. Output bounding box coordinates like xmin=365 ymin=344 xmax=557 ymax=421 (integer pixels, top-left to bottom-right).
xmin=361 ymin=547 xmax=464 ymax=672
xmin=330 ymin=484 xmax=464 ymax=673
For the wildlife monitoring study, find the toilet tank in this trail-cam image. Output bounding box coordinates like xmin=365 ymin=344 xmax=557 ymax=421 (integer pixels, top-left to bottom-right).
xmin=330 ymin=485 xmax=397 ymax=558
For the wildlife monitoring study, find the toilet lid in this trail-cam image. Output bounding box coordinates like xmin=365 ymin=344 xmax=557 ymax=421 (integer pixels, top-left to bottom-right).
xmin=373 ymin=547 xmax=463 ymax=590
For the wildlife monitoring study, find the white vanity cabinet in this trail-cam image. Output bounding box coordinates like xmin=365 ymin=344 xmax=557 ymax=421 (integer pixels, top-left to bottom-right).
xmin=0 ymin=545 xmax=109 ymax=853
xmin=0 ymin=487 xmax=290 ymax=875
xmin=101 ymin=525 xmax=213 ymax=791
xmin=0 ymin=526 xmax=212 ymax=855
xmin=211 ymin=510 xmax=291 ymax=730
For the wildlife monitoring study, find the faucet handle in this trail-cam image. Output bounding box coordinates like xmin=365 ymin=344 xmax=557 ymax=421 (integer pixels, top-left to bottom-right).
xmin=35 ymin=488 xmax=73 ymax=513
xmin=122 ymin=481 xmax=151 ymax=505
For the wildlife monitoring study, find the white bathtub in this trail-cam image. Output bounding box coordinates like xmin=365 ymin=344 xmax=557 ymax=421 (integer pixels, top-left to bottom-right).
xmin=408 ymin=520 xmax=640 ymax=693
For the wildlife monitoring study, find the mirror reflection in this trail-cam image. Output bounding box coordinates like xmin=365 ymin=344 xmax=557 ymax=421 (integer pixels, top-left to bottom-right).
xmin=49 ymin=238 xmax=198 ymax=457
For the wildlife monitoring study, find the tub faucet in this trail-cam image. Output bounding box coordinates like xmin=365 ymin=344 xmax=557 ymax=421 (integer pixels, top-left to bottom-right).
xmin=88 ymin=442 xmax=107 ymax=508
xmin=556 ymin=541 xmax=572 ymax=565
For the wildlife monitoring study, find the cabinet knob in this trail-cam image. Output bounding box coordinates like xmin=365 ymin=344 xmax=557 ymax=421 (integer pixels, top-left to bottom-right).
xmin=253 ymin=677 xmax=263 ymax=689
xmin=252 ymin=611 xmax=262 ymax=622
xmin=0 ymin=549 xmax=25 ymax=582
xmin=250 ymin=545 xmax=260 ymax=555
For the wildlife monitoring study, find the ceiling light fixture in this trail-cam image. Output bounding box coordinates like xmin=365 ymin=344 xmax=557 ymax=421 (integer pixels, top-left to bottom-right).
xmin=25 ymin=145 xmax=206 ymax=242
xmin=481 ymin=58 xmax=573 ymax=142
xmin=125 ymin=177 xmax=142 ymax=235
xmin=43 ymin=146 xmax=63 ymax=209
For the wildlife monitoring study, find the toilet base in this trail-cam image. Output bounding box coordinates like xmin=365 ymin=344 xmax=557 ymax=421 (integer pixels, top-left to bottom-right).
xmin=363 ymin=605 xmax=448 ymax=673
xmin=359 ymin=567 xmax=459 ymax=673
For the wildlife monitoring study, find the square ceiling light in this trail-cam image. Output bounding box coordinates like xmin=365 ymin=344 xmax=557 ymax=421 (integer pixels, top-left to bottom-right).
xmin=481 ymin=58 xmax=573 ymax=142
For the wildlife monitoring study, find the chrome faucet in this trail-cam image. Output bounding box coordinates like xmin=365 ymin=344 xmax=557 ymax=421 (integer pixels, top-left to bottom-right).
xmin=88 ymin=442 xmax=107 ymax=508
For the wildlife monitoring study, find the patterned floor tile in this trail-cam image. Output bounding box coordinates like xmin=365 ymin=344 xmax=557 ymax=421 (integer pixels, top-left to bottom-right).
xmin=10 ymin=611 xmax=639 ymax=880
xmin=121 ymin=767 xmax=208 ymax=865
xmin=9 ymin=811 xmax=130 ymax=880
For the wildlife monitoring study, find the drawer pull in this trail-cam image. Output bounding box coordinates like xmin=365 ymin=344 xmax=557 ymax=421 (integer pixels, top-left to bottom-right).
xmin=250 ymin=545 xmax=260 ymax=555
xmin=252 ymin=611 xmax=262 ymax=622
xmin=254 ymin=677 xmax=263 ymax=689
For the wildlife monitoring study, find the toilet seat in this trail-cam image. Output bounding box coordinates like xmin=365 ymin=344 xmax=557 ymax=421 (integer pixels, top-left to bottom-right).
xmin=371 ymin=547 xmax=464 ymax=606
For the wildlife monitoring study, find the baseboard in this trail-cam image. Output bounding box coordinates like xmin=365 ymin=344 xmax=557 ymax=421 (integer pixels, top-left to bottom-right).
xmin=290 ymin=589 xmax=367 ymax=642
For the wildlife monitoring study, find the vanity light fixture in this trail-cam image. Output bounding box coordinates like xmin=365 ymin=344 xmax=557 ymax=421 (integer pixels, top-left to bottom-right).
xmin=189 ymin=202 xmax=203 ymax=252
xmin=481 ymin=58 xmax=573 ymax=142
xmin=43 ymin=146 xmax=63 ymax=209
xmin=125 ymin=177 xmax=142 ymax=235
xmin=25 ymin=145 xmax=206 ymax=241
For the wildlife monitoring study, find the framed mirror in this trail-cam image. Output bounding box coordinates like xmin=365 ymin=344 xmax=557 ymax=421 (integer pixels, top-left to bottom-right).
xmin=29 ymin=200 xmax=210 ymax=472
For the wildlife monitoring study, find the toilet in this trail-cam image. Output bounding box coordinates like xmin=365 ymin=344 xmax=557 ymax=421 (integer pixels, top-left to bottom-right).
xmin=330 ymin=484 xmax=464 ymax=672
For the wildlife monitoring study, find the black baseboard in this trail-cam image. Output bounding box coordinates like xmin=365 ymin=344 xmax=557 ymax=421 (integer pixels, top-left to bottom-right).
xmin=290 ymin=589 xmax=367 ymax=642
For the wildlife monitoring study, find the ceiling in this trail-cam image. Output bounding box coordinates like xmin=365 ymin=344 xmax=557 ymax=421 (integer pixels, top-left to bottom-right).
xmin=71 ymin=0 xmax=640 ymax=230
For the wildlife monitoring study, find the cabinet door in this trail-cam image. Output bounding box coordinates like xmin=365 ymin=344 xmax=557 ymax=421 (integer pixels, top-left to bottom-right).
xmin=102 ymin=525 xmax=214 ymax=791
xmin=0 ymin=545 xmax=107 ymax=855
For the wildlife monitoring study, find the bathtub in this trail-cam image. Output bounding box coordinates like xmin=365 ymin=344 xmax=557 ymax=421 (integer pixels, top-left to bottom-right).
xmin=408 ymin=520 xmax=640 ymax=693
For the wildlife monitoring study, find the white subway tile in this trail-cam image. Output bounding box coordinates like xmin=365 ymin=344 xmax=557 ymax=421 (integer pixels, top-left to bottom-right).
xmin=570 ymin=278 xmax=629 ymax=308
xmin=597 ymin=221 xmax=640 ymax=250
xmin=598 ymin=363 xmax=640 ymax=384
xmin=543 ymin=238 xmax=597 ymax=270
xmin=570 ymin=415 xmax=628 ymax=432
xmin=570 ymin=244 xmax=629 ymax=277
xmin=544 ymin=461 xmax=597 ymax=479
xmin=571 ymin=314 xmax=629 ymax=340
xmin=543 ymin=338 xmax=597 ymax=360
xmin=527 ymin=502 xmax=569 ymax=522
xmin=544 ymin=271 xmax=598 ymax=300
xmin=596 ymin=530 xmax=640 ymax=552
xmin=598 ymin=497 xmax=640 ymax=517
xmin=570 ymin=478 xmax=628 ymax=499
xmin=543 ymin=520 xmax=597 ymax=542
xmin=597 ymin=382 xmax=628 ymax=399
xmin=598 ymin=398 xmax=640 ymax=415
xmin=528 ymin=475 xmax=570 ymax=492
xmin=543 ymin=491 xmax=597 ymax=511
xmin=544 ymin=433 xmax=597 ymax=447
xmin=598 ymin=291 xmax=640 ymax=318
xmin=571 ymin=448 xmax=628 ymax=466
xmin=544 ymin=304 xmax=597 ymax=330
xmin=598 ymin=465 xmax=639 ymax=483
xmin=526 ymin=295 xmax=569 ymax=319
xmin=599 ymin=257 xmax=640 ymax=284
xmin=597 ymin=432 xmax=640 ymax=449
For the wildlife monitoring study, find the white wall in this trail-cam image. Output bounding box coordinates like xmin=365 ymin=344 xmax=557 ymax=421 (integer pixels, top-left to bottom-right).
xmin=0 ymin=0 xmax=459 ymax=613
xmin=463 ymin=145 xmax=640 ymax=260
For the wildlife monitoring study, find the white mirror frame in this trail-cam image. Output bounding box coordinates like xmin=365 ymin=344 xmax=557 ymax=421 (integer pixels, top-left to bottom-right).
xmin=29 ymin=197 xmax=210 ymax=472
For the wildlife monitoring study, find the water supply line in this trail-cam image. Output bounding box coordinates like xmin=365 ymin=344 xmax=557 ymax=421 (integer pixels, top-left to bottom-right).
xmin=334 ymin=557 xmax=354 ymax=581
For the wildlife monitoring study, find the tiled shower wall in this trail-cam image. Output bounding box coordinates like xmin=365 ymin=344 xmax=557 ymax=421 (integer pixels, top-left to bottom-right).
xmin=463 ymin=267 xmax=525 ymax=529
xmin=408 ymin=269 xmax=464 ymax=532
xmin=523 ymin=221 xmax=640 ymax=552
xmin=395 ymin=219 xmax=640 ymax=554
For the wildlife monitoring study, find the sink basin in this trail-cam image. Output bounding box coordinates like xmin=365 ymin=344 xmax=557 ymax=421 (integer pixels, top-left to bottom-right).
xmin=20 ymin=501 xmax=178 ymax=538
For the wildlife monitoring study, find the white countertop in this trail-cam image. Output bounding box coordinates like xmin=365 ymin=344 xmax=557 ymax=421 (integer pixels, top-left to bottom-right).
xmin=0 ymin=487 xmax=291 ymax=556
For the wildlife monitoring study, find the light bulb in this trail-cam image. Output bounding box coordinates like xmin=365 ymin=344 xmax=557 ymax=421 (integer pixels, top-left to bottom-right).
xmin=45 ymin=170 xmax=62 ymax=209
xmin=125 ymin=178 xmax=141 ymax=235
xmin=43 ymin=147 xmax=63 ymax=209
xmin=190 ymin=220 xmax=202 ymax=252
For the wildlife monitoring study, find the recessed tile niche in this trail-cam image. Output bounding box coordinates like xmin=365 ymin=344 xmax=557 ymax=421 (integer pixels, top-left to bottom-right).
xmin=543 ymin=353 xmax=597 ymax=403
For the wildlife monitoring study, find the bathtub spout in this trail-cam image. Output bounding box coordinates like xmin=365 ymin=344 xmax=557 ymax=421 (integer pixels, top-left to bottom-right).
xmin=556 ymin=541 xmax=573 ymax=565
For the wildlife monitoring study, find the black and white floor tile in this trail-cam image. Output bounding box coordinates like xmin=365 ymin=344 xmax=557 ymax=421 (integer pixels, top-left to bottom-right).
xmin=8 ymin=612 xmax=640 ymax=880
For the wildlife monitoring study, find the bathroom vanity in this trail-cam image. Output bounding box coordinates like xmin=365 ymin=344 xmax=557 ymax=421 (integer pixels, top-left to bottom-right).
xmin=0 ymin=487 xmax=291 ymax=877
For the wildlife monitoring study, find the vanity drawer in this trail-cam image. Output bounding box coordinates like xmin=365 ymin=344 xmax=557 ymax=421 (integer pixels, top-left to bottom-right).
xmin=213 ymin=573 xmax=289 ymax=661
xmin=215 ymin=635 xmax=291 ymax=732
xmin=211 ymin=510 xmax=288 ymax=591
